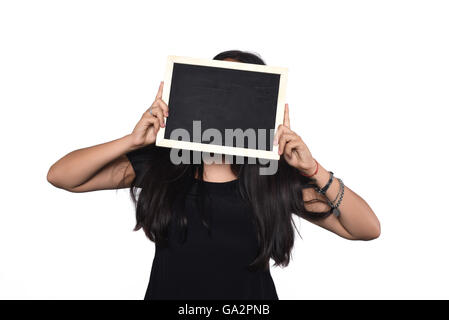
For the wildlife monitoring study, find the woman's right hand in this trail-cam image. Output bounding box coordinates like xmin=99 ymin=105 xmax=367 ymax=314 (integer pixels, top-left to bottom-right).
xmin=130 ymin=81 xmax=169 ymax=148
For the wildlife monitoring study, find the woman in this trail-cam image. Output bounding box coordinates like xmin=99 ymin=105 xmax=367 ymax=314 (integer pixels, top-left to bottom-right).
xmin=47 ymin=50 xmax=380 ymax=300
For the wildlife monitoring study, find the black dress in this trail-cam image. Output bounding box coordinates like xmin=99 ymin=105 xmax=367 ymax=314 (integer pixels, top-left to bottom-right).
xmin=126 ymin=148 xmax=278 ymax=300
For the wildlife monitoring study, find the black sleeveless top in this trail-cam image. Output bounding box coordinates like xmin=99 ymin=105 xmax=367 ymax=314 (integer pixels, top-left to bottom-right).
xmin=126 ymin=148 xmax=278 ymax=300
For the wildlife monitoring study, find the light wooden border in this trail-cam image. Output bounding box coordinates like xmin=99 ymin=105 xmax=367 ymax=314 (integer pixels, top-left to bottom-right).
xmin=156 ymin=55 xmax=288 ymax=160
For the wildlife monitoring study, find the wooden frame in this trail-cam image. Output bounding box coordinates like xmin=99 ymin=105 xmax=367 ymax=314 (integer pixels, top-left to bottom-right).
xmin=156 ymin=55 xmax=288 ymax=160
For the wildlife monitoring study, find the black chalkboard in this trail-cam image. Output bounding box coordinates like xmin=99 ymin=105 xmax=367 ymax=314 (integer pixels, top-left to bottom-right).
xmin=156 ymin=56 xmax=287 ymax=160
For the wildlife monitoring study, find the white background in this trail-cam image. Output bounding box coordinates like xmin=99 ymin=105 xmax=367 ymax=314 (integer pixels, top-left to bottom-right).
xmin=1 ymin=0 xmax=448 ymax=299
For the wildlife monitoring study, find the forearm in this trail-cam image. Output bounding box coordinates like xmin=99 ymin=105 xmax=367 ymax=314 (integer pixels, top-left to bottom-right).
xmin=47 ymin=134 xmax=136 ymax=189
xmin=310 ymin=162 xmax=381 ymax=240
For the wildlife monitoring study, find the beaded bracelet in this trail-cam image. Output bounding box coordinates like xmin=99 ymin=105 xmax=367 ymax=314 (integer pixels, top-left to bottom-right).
xmin=315 ymin=171 xmax=334 ymax=195
xmin=329 ymin=178 xmax=341 ymax=204
xmin=334 ymin=178 xmax=345 ymax=209
xmin=327 ymin=177 xmax=344 ymax=217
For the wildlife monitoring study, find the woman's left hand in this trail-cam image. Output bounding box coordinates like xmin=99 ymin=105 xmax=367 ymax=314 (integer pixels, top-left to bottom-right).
xmin=274 ymin=103 xmax=317 ymax=175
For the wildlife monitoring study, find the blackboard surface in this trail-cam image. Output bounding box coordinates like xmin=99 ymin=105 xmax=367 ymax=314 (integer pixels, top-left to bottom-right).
xmin=156 ymin=56 xmax=287 ymax=160
xmin=164 ymin=63 xmax=280 ymax=151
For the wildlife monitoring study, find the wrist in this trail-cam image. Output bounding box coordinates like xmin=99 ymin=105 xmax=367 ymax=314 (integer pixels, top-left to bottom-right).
xmin=298 ymin=159 xmax=319 ymax=177
xmin=310 ymin=162 xmax=331 ymax=189
xmin=122 ymin=133 xmax=142 ymax=152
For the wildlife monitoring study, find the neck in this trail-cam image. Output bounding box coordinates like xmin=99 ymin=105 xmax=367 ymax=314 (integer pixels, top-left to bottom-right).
xmin=196 ymin=156 xmax=237 ymax=182
xmin=203 ymin=163 xmax=236 ymax=182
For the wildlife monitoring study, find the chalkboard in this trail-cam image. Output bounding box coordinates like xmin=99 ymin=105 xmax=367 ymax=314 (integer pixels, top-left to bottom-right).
xmin=156 ymin=56 xmax=288 ymax=160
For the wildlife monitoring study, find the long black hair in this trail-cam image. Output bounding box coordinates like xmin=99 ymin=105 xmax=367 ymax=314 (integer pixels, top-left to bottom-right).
xmin=129 ymin=50 xmax=332 ymax=271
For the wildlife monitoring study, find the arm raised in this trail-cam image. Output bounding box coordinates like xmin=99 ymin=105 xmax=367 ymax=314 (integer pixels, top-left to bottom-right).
xmin=47 ymin=81 xmax=169 ymax=192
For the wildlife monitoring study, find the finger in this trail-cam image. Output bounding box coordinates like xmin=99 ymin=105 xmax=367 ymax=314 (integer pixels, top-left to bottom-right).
xmin=284 ymin=140 xmax=302 ymax=158
xmin=146 ymin=114 xmax=158 ymax=126
xmin=278 ymin=132 xmax=296 ymax=155
xmin=143 ymin=111 xmax=158 ymax=124
xmin=152 ymin=117 xmax=160 ymax=134
xmin=283 ymin=103 xmax=290 ymax=128
xmin=143 ymin=106 xmax=156 ymax=118
xmin=279 ymin=132 xmax=296 ymax=154
xmin=155 ymin=81 xmax=164 ymax=100
xmin=149 ymin=106 xmax=165 ymax=128
xmin=155 ymin=98 xmax=169 ymax=117
xmin=142 ymin=112 xmax=160 ymax=133
xmin=273 ymin=124 xmax=292 ymax=146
